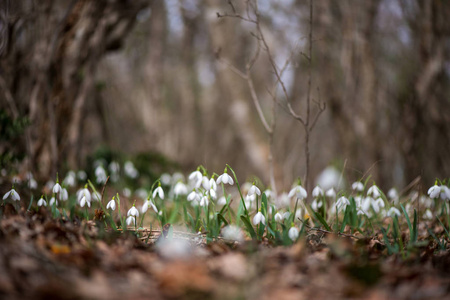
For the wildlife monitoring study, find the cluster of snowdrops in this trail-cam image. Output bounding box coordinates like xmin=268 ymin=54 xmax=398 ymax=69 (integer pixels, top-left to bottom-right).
xmin=2 ymin=161 xmax=450 ymax=246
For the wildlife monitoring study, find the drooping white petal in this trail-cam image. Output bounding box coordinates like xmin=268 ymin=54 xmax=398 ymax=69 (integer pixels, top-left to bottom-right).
xmin=107 ymin=199 xmax=116 ymax=211
xmin=312 ymin=186 xmax=324 ymax=198
xmin=352 ymin=181 xmax=364 ymax=192
xmin=53 ymin=183 xmax=62 ymax=194
xmin=252 ymin=212 xmax=265 ymax=225
xmin=274 ymin=212 xmax=282 ymax=222
xmin=288 ymin=227 xmax=299 ymax=241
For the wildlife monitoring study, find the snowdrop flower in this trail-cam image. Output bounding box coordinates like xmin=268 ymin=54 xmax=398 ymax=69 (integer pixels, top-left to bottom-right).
xmin=216 ymin=172 xmax=234 ymax=185
xmin=79 ymin=195 xmax=90 ymax=208
xmin=423 ymin=209 xmax=433 ymax=220
xmin=295 ymin=208 xmax=303 ymax=220
xmin=106 ymin=198 xmax=116 ymax=211
xmin=246 ymin=193 xmax=256 ymax=203
xmin=253 ymin=211 xmax=265 ymax=225
xmin=325 ymin=188 xmax=336 ymax=199
xmin=372 ymin=198 xmax=385 ymax=213
xmin=264 ymin=189 xmax=274 ymax=200
xmin=440 ymin=186 xmax=450 ymax=201
xmin=95 ymin=166 xmax=107 ymax=184
xmin=174 ymin=182 xmax=188 ymax=196
xmin=153 ymin=186 xmax=164 ymax=200
xmin=387 ymin=207 xmax=401 ymax=217
xmin=124 ymin=161 xmax=138 ymax=178
xmin=362 ymin=197 xmax=373 ymax=212
xmin=311 ymin=198 xmax=323 ymax=211
xmin=160 ymin=173 xmax=172 ymax=186
xmin=109 ymin=161 xmax=120 ymax=173
xmin=352 ymin=181 xmax=364 ymax=192
xmin=248 ymin=185 xmax=261 ymax=196
xmin=387 ymin=188 xmax=398 ymax=202
xmin=127 ymin=206 xmax=139 ymax=217
xmin=77 ymin=170 xmax=87 ymax=181
xmin=288 ymin=226 xmax=299 ymax=241
xmin=141 ymin=199 xmax=158 ymax=213
xmin=37 ymin=196 xmax=47 ymax=207
xmin=367 ymin=185 xmax=381 ymax=198
xmin=187 ymin=190 xmax=200 ymax=202
xmin=208 ymin=189 xmax=217 ymax=200
xmin=77 ymin=187 xmax=91 ymax=203
xmin=27 ymin=174 xmax=38 ymax=190
xmin=336 ymin=196 xmax=350 ymax=212
xmin=217 ymin=196 xmax=227 ymax=205
xmin=3 ymin=188 xmax=20 ymax=201
xmin=126 ymin=216 xmax=136 ymax=226
xmin=189 ymin=170 xmax=203 ymax=188
xmin=209 ymin=178 xmax=217 ymax=191
xmin=59 ymin=188 xmax=69 ymax=201
xmin=199 ymin=195 xmax=209 ymax=207
xmin=201 ymin=176 xmax=210 ymax=190
xmin=312 ymin=186 xmax=324 ymax=198
xmin=64 ymin=171 xmax=77 ymax=187
xmin=428 ymin=184 xmax=441 ymax=199
xmin=283 ymin=211 xmax=291 ymax=220
xmin=53 ymin=181 xmax=61 ymax=194
xmin=288 ymin=185 xmax=307 ymax=200
xmin=49 ymin=197 xmax=58 ymax=206
xmin=222 ymin=225 xmax=244 ymax=242
xmin=274 ymin=212 xmax=283 ymax=222
xmin=357 ymin=208 xmax=367 ymax=216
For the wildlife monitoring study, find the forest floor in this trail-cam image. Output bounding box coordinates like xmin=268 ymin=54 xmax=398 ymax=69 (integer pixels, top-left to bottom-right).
xmin=1 ymin=204 xmax=450 ymax=300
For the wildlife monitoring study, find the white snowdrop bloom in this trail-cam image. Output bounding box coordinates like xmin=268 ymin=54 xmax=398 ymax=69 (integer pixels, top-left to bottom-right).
xmin=28 ymin=176 xmax=38 ymax=190
xmin=109 ymin=161 xmax=120 ymax=173
xmin=217 ymin=196 xmax=227 ymax=205
xmin=248 ymin=185 xmax=261 ymax=196
xmin=222 ymin=225 xmax=244 ymax=242
xmin=428 ymin=185 xmax=441 ymax=199
xmin=367 ymin=185 xmax=381 ymax=198
xmin=141 ymin=199 xmax=158 ymax=213
xmin=312 ymin=186 xmax=324 ymax=198
xmin=160 ymin=173 xmax=172 ymax=186
xmin=216 ymin=173 xmax=234 ymax=185
xmin=64 ymin=171 xmax=77 ymax=187
xmin=209 ymin=178 xmax=217 ymax=192
xmin=3 ymin=188 xmax=20 ymax=201
xmin=387 ymin=188 xmax=398 ymax=201
xmin=106 ymin=199 xmax=116 ymax=211
xmin=354 ymin=196 xmax=362 ymax=207
xmin=423 ymin=209 xmax=433 ymax=220
xmin=199 ymin=195 xmax=209 ymax=207
xmin=126 ymin=216 xmax=136 ymax=226
xmin=352 ymin=181 xmax=364 ymax=192
xmin=95 ymin=166 xmax=107 ymax=184
xmin=274 ymin=212 xmax=283 ymax=222
xmin=37 ymin=197 xmax=47 ymax=207
xmin=201 ymin=176 xmax=210 ymax=190
xmin=127 ymin=206 xmax=139 ymax=217
xmin=77 ymin=170 xmax=87 ymax=181
xmin=123 ymin=188 xmax=131 ymax=197
xmin=77 ymin=188 xmax=91 ymax=203
xmin=246 ymin=193 xmax=256 ymax=203
xmin=135 ymin=188 xmax=148 ymax=200
xmin=288 ymin=185 xmax=307 ymax=200
xmin=316 ymin=166 xmax=344 ymax=191
xmin=92 ymin=191 xmax=101 ymax=202
xmin=440 ymin=186 xmax=450 ymax=200
xmin=295 ymin=208 xmax=303 ymax=220
xmin=387 ymin=207 xmax=401 ymax=217
xmin=153 ymin=186 xmax=165 ymax=199
xmin=288 ymin=227 xmax=299 ymax=241
xmin=124 ymin=161 xmax=139 ymax=178
xmin=357 ymin=209 xmax=367 ymax=216
xmin=59 ymin=188 xmax=69 ymax=201
xmin=325 ymin=188 xmax=336 ymax=199
xmin=252 ymin=211 xmax=265 ymax=225
xmin=49 ymin=197 xmax=58 ymax=206
xmin=372 ymin=198 xmax=385 ymax=214
xmin=208 ymin=189 xmax=217 ymax=200
xmin=174 ymin=182 xmax=188 ymax=196
xmin=311 ymin=198 xmax=323 ymax=211
xmin=362 ymin=197 xmax=373 ymax=212
xmin=79 ymin=195 xmax=90 ymax=208
xmin=187 ymin=190 xmax=200 ymax=202
xmin=52 ymin=182 xmax=62 ymax=194
xmin=188 ymin=171 xmax=203 ymax=188
xmin=283 ymin=212 xmax=291 ymax=220
xmin=264 ymin=189 xmax=274 ymax=199
xmin=336 ymin=196 xmax=350 ymax=211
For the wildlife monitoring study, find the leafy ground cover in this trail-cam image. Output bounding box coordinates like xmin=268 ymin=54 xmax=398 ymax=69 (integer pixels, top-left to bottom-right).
xmin=1 ymin=163 xmax=450 ymax=299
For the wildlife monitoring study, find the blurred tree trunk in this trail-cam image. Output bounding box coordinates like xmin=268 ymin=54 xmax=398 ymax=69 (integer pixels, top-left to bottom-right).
xmin=0 ymin=0 xmax=149 ymax=179
xmin=399 ymin=0 xmax=450 ymax=184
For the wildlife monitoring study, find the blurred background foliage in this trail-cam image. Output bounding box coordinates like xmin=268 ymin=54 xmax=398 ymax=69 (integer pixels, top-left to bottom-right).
xmin=0 ymin=0 xmax=449 ymax=191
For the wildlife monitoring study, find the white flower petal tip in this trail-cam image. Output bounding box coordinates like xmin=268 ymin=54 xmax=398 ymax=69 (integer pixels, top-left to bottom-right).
xmin=216 ymin=173 xmax=234 ymax=185
xmin=248 ymin=185 xmax=261 ymax=196
xmin=106 ymin=199 xmax=116 ymax=211
xmin=288 ymin=227 xmax=299 ymax=241
xmin=288 ymin=185 xmax=307 ymax=200
xmin=312 ymin=186 xmax=324 ymax=198
xmin=352 ymin=181 xmax=364 ymax=192
xmin=153 ymin=186 xmax=165 ymax=199
xmin=252 ymin=212 xmax=265 ymax=225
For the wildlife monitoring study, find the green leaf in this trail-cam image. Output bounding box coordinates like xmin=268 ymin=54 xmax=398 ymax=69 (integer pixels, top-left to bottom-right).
xmin=217 ymin=213 xmax=229 ymax=227
xmin=308 ymin=205 xmax=332 ymax=232
xmin=400 ymin=204 xmax=415 ymax=243
xmin=240 ymin=215 xmax=257 ymax=239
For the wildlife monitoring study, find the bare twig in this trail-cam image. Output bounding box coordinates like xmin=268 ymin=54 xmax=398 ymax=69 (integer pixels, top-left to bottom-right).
xmin=300 ymin=220 xmax=361 ymax=240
